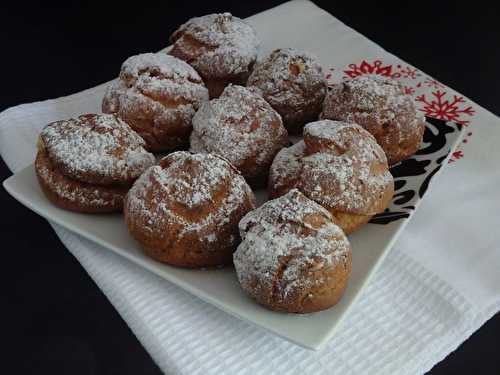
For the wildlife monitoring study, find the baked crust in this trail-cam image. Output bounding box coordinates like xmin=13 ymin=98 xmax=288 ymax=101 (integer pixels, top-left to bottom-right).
xmin=190 ymin=85 xmax=288 ymax=187
xmin=269 ymin=120 xmax=394 ymax=234
xmin=124 ymin=152 xmax=256 ymax=268
xmin=247 ymin=48 xmax=327 ymax=134
xmin=169 ymin=13 xmax=259 ymax=98
xmin=102 ymin=53 xmax=209 ymax=152
xmin=320 ymin=74 xmax=425 ymax=165
xmin=234 ymin=189 xmax=352 ymax=313
xmin=40 ymin=114 xmax=155 ymax=186
xmin=36 ymin=114 xmax=155 ymax=213
xmin=35 ymin=147 xmax=128 ymax=213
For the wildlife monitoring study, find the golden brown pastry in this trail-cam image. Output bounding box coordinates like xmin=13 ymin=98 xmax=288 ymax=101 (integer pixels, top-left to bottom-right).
xmin=233 ymin=189 xmax=352 ymax=313
xmin=247 ymin=48 xmax=327 ymax=134
xmin=190 ymin=84 xmax=288 ymax=187
xmin=169 ymin=13 xmax=259 ymax=98
xmin=320 ymin=74 xmax=425 ymax=165
xmin=35 ymin=114 xmax=155 ymax=213
xmin=124 ymin=151 xmax=256 ymax=268
xmin=102 ymin=53 xmax=209 ymax=152
xmin=269 ymin=120 xmax=394 ymax=234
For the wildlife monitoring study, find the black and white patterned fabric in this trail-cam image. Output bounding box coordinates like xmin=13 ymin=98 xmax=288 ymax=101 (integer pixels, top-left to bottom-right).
xmin=371 ymin=118 xmax=462 ymax=224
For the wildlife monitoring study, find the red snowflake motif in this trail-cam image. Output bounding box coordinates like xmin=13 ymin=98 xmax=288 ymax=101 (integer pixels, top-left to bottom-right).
xmin=423 ymin=77 xmax=444 ymax=89
xmin=415 ymin=90 xmax=475 ymax=125
xmin=403 ymin=86 xmax=415 ymax=95
xmin=344 ymin=60 xmax=401 ymax=79
xmin=397 ymin=65 xmax=420 ymax=79
xmin=448 ymin=150 xmax=464 ymax=163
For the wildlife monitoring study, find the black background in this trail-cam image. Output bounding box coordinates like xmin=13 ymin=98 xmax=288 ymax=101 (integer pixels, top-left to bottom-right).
xmin=2 ymin=1 xmax=499 ymax=374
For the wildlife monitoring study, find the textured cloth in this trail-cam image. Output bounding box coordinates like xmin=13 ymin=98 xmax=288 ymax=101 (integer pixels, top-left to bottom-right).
xmin=1 ymin=1 xmax=500 ymax=374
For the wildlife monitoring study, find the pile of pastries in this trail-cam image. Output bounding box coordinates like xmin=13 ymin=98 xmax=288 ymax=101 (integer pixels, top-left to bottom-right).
xmin=35 ymin=13 xmax=425 ymax=314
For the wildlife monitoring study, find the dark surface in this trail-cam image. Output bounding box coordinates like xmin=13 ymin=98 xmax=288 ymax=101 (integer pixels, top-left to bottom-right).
xmin=1 ymin=1 xmax=499 ymax=374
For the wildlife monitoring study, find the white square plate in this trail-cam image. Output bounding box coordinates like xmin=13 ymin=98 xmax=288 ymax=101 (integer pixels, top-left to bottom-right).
xmin=3 ymin=118 xmax=462 ymax=350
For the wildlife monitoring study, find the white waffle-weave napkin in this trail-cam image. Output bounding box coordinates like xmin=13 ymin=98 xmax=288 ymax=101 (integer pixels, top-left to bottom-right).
xmin=1 ymin=1 xmax=499 ymax=374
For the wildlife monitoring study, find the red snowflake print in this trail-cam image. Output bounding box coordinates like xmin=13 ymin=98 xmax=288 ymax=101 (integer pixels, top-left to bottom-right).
xmin=415 ymin=90 xmax=475 ymax=125
xmin=344 ymin=60 xmax=401 ymax=79
xmin=403 ymin=86 xmax=415 ymax=95
xmin=423 ymin=77 xmax=444 ymax=89
xmin=448 ymin=150 xmax=464 ymax=163
xmin=397 ymin=65 xmax=420 ymax=79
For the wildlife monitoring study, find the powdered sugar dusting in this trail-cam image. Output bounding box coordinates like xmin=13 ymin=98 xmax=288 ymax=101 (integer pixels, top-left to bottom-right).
xmin=102 ymin=53 xmax=209 ymax=150
xmin=270 ymin=120 xmax=393 ymax=214
xmin=233 ymin=189 xmax=350 ymax=301
xmin=190 ymin=85 xmax=288 ymax=178
xmin=122 ymin=53 xmax=203 ymax=81
xmin=268 ymin=141 xmax=305 ymax=195
xmin=41 ymin=114 xmax=155 ymax=185
xmin=247 ymin=48 xmax=326 ymax=124
xmin=105 ymin=53 xmax=208 ymax=112
xmin=329 ymin=74 xmax=410 ymax=123
xmin=321 ymin=74 xmax=425 ymax=163
xmin=170 ymin=13 xmax=259 ymax=78
xmin=36 ymin=151 xmax=126 ymax=209
xmin=304 ymin=120 xmax=388 ymax=163
xmin=125 ymin=152 xmax=255 ymax=242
